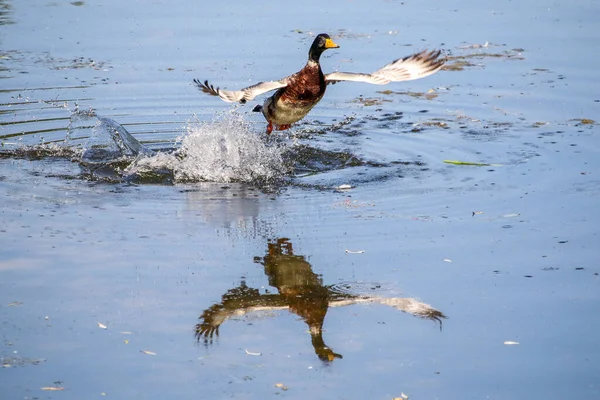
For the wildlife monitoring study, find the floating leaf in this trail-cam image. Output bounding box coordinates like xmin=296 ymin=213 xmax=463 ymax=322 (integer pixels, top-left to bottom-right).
xmin=443 ymin=159 xmax=498 ymax=166
xmin=7 ymin=301 xmax=23 ymax=307
xmin=274 ymin=383 xmax=289 ymax=391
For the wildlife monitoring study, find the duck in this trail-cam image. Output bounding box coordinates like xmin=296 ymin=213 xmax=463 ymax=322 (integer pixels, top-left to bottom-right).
xmin=194 ymin=33 xmax=444 ymax=134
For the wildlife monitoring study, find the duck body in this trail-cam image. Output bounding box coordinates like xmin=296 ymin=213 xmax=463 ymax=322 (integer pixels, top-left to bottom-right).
xmin=257 ymin=59 xmax=327 ymax=132
xmin=195 ymin=33 xmax=445 ymax=134
xmin=253 ymin=35 xmax=337 ymax=133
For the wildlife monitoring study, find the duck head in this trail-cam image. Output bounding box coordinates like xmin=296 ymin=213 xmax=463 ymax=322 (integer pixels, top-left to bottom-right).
xmin=308 ymin=33 xmax=340 ymax=62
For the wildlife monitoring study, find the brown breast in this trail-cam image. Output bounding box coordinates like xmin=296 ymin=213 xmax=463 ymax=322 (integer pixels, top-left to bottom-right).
xmin=279 ymin=65 xmax=326 ymax=105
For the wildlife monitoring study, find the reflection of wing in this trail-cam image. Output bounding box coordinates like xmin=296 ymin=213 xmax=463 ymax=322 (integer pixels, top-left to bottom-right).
xmin=328 ymin=296 xmax=446 ymax=325
xmin=193 ymin=78 xmax=289 ymax=104
xmin=195 ymin=294 xmax=288 ymax=343
xmin=325 ymin=50 xmax=444 ymax=85
xmin=196 ymin=295 xmax=445 ymax=337
xmin=195 ymin=304 xmax=228 ymax=342
xmin=372 ymin=297 xmax=446 ymax=322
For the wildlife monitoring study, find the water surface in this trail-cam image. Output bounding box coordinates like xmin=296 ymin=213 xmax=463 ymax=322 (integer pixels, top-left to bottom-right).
xmin=1 ymin=0 xmax=599 ymax=399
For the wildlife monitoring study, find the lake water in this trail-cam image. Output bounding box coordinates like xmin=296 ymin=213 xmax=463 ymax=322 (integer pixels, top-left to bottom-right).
xmin=1 ymin=0 xmax=599 ymax=399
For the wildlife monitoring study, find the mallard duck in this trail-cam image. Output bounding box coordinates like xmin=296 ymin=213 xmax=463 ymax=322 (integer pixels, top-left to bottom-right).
xmin=194 ymin=33 xmax=444 ymax=134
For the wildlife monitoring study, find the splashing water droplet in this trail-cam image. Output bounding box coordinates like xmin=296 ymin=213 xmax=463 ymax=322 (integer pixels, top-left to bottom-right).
xmin=127 ymin=111 xmax=290 ymax=184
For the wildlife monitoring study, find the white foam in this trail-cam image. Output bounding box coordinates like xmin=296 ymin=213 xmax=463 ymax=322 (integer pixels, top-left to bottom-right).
xmin=128 ymin=111 xmax=289 ymax=183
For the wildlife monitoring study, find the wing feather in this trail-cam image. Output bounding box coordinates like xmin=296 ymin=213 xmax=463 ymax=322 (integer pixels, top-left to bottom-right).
xmin=193 ymin=78 xmax=288 ymax=103
xmin=325 ymin=50 xmax=444 ymax=85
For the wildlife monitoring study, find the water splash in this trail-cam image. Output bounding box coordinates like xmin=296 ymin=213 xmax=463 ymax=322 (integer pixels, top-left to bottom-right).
xmin=2 ymin=107 xmax=369 ymax=187
xmin=127 ymin=111 xmax=290 ymax=184
xmin=66 ymin=109 xmax=154 ymax=165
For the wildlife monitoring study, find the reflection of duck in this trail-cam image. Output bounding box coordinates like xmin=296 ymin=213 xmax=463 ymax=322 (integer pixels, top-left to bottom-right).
xmin=261 ymin=238 xmax=342 ymax=361
xmin=196 ymin=238 xmax=446 ymax=363
xmin=195 ymin=33 xmax=444 ymax=134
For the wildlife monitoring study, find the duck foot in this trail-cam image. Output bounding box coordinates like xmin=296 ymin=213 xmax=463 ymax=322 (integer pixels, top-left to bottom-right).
xmin=266 ymin=121 xmax=273 ymax=135
xmin=277 ymin=124 xmax=292 ymax=131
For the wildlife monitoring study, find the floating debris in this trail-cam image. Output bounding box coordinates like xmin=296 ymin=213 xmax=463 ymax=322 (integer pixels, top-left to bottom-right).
xmin=2 ymin=356 xmax=46 ymax=368
xmin=141 ymin=350 xmax=157 ymax=356
xmin=335 ymin=199 xmax=374 ymax=209
xmin=345 ymin=250 xmax=365 ymax=254
xmin=459 ymin=41 xmax=490 ymax=49
xmin=570 ymin=118 xmax=595 ymax=125
xmin=97 ymin=322 xmax=107 ymax=329
xmin=41 ymin=387 xmax=64 ymax=391
xmin=421 ymin=120 xmax=448 ymax=128
xmin=337 ymin=184 xmax=353 ymax=190
xmin=378 ymin=89 xmax=440 ymax=100
xmin=244 ymin=349 xmax=262 ymax=356
xmin=443 ymin=160 xmax=498 ymax=166
xmin=351 ymin=96 xmax=391 ymax=106
xmin=7 ymin=301 xmax=23 ymax=306
xmin=443 ymin=59 xmax=477 ymax=71
xmin=274 ymin=383 xmax=289 ymax=391
xmin=504 ymin=341 xmax=520 ymax=345
xmin=472 ymin=211 xmax=484 ymax=216
xmin=443 ymin=258 xmax=452 ymax=263
xmin=532 ymin=121 xmax=549 ymax=128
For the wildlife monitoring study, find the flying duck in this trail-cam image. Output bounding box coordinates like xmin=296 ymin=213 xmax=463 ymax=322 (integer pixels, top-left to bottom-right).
xmin=194 ymin=33 xmax=444 ymax=134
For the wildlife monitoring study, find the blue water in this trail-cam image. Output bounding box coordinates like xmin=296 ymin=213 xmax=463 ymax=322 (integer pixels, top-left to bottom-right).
xmin=1 ymin=0 xmax=600 ymax=399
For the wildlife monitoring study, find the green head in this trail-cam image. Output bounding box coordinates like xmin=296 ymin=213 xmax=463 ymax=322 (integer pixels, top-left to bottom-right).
xmin=308 ymin=33 xmax=340 ymax=62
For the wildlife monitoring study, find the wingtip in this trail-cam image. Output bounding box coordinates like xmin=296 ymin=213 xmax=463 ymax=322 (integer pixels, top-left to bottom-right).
xmin=194 ymin=79 xmax=220 ymax=96
xmin=417 ymin=49 xmax=446 ymax=72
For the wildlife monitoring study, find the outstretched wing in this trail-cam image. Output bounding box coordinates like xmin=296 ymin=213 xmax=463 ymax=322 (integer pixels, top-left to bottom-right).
xmin=193 ymin=78 xmax=289 ymax=104
xmin=325 ymin=49 xmax=444 ymax=85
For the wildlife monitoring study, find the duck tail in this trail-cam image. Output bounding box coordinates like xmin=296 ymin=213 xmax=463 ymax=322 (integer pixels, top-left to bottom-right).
xmin=252 ymin=105 xmax=263 ymax=113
